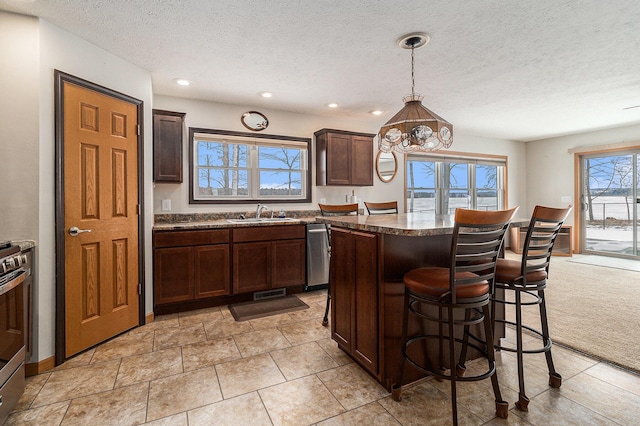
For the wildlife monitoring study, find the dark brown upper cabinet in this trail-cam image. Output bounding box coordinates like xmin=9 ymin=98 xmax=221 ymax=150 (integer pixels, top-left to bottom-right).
xmin=153 ymin=109 xmax=185 ymax=182
xmin=315 ymin=128 xmax=374 ymax=186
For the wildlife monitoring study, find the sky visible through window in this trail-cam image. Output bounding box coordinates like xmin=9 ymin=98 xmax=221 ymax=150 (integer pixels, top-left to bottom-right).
xmin=196 ymin=140 xmax=303 ymax=196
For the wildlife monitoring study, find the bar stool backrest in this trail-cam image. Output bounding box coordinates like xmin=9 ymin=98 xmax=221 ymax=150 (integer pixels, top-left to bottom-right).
xmin=521 ymin=205 xmax=573 ymax=280
xmin=318 ymin=203 xmax=359 ymax=217
xmin=450 ymin=207 xmax=519 ymax=303
xmin=364 ymin=201 xmax=398 ymax=215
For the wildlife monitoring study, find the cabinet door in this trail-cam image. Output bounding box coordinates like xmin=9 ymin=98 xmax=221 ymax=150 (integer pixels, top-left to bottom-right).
xmin=352 ymin=230 xmax=378 ymax=372
xmin=326 ymin=133 xmax=352 ymax=185
xmin=195 ymin=245 xmax=231 ymax=298
xmin=273 ymin=239 xmax=306 ymax=287
xmin=154 ymin=246 xmax=194 ymax=305
xmin=153 ymin=110 xmax=184 ymax=183
xmin=330 ymin=227 xmax=354 ymax=348
xmin=233 ymin=241 xmax=272 ymax=293
xmin=350 ymin=135 xmax=373 ymax=186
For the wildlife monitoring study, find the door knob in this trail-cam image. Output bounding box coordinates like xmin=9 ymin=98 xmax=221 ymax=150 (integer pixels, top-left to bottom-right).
xmin=69 ymin=226 xmax=92 ymax=237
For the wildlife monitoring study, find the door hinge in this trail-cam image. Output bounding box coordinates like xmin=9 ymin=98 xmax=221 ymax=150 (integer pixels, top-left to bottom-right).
xmin=137 ymin=125 xmax=141 ymax=135
xmin=138 ymin=283 xmax=142 ymax=295
xmin=136 ymin=204 xmax=141 ymax=215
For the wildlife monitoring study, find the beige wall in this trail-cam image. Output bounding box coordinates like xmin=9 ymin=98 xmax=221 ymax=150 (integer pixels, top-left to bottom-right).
xmin=0 ymin=12 xmax=40 ymax=242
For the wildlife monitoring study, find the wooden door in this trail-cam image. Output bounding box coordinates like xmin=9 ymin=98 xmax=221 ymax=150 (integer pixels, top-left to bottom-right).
xmin=63 ymin=81 xmax=140 ymax=358
xmin=351 ymin=135 xmax=373 ymax=186
xmin=233 ymin=242 xmax=272 ymax=293
xmin=330 ymin=227 xmax=353 ymax=348
xmin=272 ymin=239 xmax=306 ymax=287
xmin=352 ymin=230 xmax=378 ymax=373
xmin=195 ymin=245 xmax=231 ymax=298
xmin=154 ymin=247 xmax=194 ymax=305
xmin=326 ymin=133 xmax=351 ymax=185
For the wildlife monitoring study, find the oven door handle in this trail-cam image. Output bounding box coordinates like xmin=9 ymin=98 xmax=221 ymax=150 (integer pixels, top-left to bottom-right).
xmin=0 ymin=269 xmax=26 ymax=297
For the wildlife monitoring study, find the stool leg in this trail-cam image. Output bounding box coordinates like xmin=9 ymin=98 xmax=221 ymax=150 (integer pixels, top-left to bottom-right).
xmin=514 ymin=289 xmax=529 ymax=411
xmin=483 ymin=304 xmax=509 ymax=419
xmin=456 ymin=308 xmax=472 ymax=377
xmin=322 ymin=290 xmax=330 ymax=326
xmin=392 ymin=289 xmax=411 ymax=401
xmin=490 ymin=296 xmax=501 ymax=351
xmin=436 ymin=306 xmax=447 ymax=381
xmin=539 ymin=289 xmax=562 ymax=388
xmin=448 ymin=306 xmax=459 ymax=425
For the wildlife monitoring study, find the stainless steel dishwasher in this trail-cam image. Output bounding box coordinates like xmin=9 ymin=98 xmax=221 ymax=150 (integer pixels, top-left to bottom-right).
xmin=306 ymin=223 xmax=329 ymax=290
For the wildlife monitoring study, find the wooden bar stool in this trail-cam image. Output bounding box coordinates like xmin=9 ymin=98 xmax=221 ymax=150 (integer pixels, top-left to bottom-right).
xmin=491 ymin=205 xmax=572 ymax=411
xmin=392 ymin=207 xmax=518 ymax=425
xmin=318 ymin=203 xmax=359 ymax=326
xmin=364 ymin=201 xmax=398 ymax=215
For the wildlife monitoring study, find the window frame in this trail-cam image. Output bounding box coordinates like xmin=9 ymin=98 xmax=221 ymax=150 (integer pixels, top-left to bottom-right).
xmin=189 ymin=128 xmax=311 ymax=204
xmin=405 ymin=152 xmax=507 ymax=214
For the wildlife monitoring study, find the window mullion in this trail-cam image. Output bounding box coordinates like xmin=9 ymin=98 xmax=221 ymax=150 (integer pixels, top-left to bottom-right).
xmin=250 ymin=145 xmax=258 ymax=198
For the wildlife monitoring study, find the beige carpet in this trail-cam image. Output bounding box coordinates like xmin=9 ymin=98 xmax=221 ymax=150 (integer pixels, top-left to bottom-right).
xmin=503 ymin=252 xmax=640 ymax=374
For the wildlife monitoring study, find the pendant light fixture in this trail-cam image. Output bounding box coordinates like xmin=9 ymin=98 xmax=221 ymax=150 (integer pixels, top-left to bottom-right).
xmin=378 ymin=33 xmax=453 ymax=153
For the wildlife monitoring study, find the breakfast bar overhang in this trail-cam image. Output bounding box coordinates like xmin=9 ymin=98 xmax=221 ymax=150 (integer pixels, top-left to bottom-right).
xmin=316 ymin=213 xmax=527 ymax=391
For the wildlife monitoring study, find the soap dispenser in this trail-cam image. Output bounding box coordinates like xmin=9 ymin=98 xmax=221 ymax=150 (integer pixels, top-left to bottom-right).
xmin=278 ymin=208 xmax=285 ymax=218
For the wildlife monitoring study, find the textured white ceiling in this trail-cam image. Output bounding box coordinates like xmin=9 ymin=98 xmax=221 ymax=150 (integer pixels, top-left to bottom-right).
xmin=2 ymin=0 xmax=639 ymax=141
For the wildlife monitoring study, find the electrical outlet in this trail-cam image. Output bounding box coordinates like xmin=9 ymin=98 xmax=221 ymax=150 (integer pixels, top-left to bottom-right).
xmin=561 ymin=196 xmax=572 ymax=203
xmin=161 ymin=199 xmax=171 ymax=211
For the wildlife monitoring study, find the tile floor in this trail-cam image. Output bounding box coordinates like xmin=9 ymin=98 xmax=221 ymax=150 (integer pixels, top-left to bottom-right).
xmin=6 ymin=290 xmax=640 ymax=425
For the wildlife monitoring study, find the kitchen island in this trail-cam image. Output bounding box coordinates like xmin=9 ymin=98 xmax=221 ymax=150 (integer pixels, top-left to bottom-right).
xmin=316 ymin=213 xmax=525 ymax=391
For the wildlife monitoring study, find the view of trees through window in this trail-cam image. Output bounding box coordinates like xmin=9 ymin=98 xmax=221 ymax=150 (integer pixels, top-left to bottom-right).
xmin=190 ymin=130 xmax=309 ymax=203
xmin=584 ymin=154 xmax=637 ymax=223
xmin=581 ymin=152 xmax=640 ymax=256
xmin=406 ymin=155 xmax=504 ymax=214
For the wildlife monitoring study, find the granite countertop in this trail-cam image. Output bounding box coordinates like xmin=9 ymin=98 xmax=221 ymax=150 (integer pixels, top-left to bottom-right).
xmin=153 ymin=211 xmax=320 ymax=231
xmin=316 ymin=213 xmax=530 ymax=237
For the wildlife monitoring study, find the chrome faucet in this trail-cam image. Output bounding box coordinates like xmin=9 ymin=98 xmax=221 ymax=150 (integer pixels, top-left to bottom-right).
xmin=256 ymin=204 xmax=268 ymax=218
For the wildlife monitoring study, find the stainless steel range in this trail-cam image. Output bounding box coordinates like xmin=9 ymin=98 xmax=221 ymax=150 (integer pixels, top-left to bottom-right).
xmin=0 ymin=241 xmax=27 ymax=424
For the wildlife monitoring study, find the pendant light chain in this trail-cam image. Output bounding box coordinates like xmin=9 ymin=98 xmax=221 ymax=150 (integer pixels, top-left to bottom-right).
xmin=410 ymin=46 xmax=415 ymax=96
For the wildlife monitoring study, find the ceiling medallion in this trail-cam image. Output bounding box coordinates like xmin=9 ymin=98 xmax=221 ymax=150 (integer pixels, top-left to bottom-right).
xmin=378 ymin=32 xmax=453 ymax=153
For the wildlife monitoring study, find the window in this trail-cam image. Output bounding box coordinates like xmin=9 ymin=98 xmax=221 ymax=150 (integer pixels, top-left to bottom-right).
xmin=189 ymin=128 xmax=311 ymax=203
xmin=406 ymin=153 xmax=506 ymax=214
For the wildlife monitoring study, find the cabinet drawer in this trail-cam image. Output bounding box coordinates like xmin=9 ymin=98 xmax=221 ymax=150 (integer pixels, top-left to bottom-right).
xmin=232 ymin=225 xmax=305 ymax=242
xmin=154 ymin=229 xmax=230 ymax=248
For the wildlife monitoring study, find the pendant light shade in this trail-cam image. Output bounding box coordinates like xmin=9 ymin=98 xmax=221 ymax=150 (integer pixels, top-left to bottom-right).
xmin=378 ymin=33 xmax=453 ymax=153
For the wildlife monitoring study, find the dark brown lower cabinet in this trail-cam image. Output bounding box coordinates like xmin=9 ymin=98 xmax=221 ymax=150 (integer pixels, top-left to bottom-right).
xmin=153 ymin=229 xmax=230 ymax=307
xmin=232 ymin=225 xmax=306 ymax=293
xmin=153 ymin=225 xmax=306 ymax=312
xmin=330 ymin=227 xmax=378 ymax=376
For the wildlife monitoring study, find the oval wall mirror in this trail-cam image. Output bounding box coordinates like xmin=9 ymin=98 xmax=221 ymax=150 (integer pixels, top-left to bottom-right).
xmin=376 ymin=151 xmax=397 ymax=183
xmin=241 ymin=111 xmax=269 ymax=131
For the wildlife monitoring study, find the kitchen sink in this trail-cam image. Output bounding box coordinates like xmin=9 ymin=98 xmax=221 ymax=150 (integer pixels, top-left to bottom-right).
xmin=226 ymin=217 xmax=299 ymax=223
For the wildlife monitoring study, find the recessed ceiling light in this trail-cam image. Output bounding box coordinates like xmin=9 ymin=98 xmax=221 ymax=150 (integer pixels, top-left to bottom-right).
xmin=260 ymin=91 xmax=273 ymax=98
xmin=370 ymin=110 xmax=383 ymax=116
xmin=174 ymin=79 xmax=191 ymax=86
xmin=327 ymin=103 xmax=338 ymax=108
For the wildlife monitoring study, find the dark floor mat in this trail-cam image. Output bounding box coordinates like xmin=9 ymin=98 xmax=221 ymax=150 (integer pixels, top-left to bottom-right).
xmin=228 ymin=295 xmax=309 ymax=321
